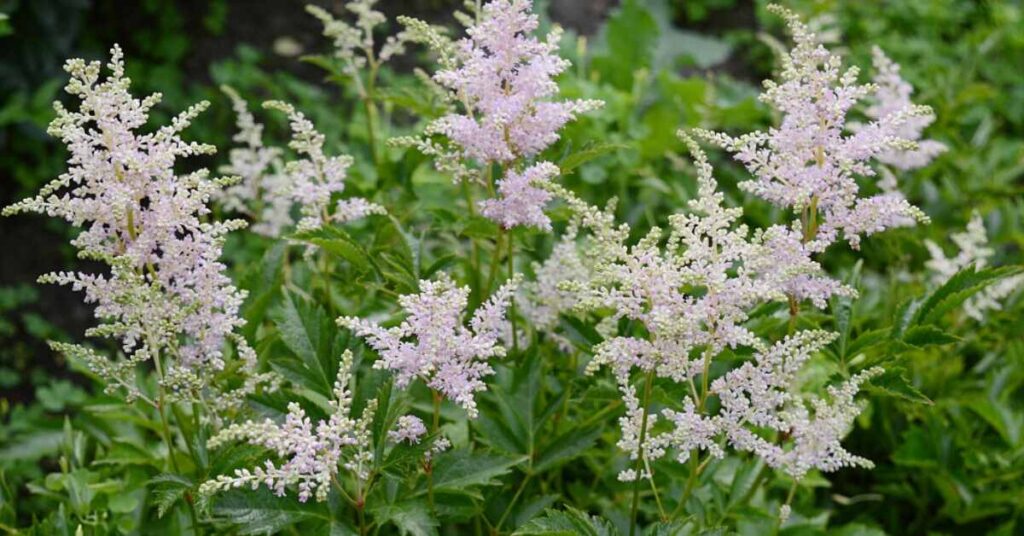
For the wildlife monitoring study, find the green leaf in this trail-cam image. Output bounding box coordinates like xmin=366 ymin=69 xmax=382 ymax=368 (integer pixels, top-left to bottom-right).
xmin=591 ymin=0 xmax=659 ymax=90
xmin=430 ymin=451 xmax=524 ymax=497
xmin=291 ymin=226 xmax=375 ymax=274
xmin=149 ymin=474 xmax=192 ymax=519
xmin=865 ymin=368 xmax=932 ymax=405
xmin=211 ymin=488 xmax=332 ymax=534
xmin=368 ymin=499 xmax=438 ymax=536
xmin=514 ymin=507 xmax=619 ymax=535
xmin=900 ymin=325 xmax=960 ymax=348
xmin=271 ymin=292 xmax=337 ymax=395
xmin=558 ymin=142 xmax=629 ymax=174
xmin=912 ymin=265 xmax=1024 ymax=326
xmin=845 ymin=328 xmax=891 ymax=358
xmin=533 ymin=425 xmax=602 ymax=472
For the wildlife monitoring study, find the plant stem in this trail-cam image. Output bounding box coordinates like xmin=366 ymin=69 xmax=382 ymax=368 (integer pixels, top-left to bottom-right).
xmin=153 ymin=352 xmax=201 ymax=534
xmin=428 ymin=390 xmax=442 ymax=514
xmin=494 ymin=474 xmax=532 ymax=533
xmin=773 ymin=480 xmax=799 ymax=535
xmin=506 ymin=232 xmax=518 ymax=355
xmin=628 ymin=370 xmax=656 ymax=536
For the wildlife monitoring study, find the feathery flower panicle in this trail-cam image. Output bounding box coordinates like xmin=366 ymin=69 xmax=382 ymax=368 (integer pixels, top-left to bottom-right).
xmin=548 ymin=135 xmax=870 ymax=482
xmin=3 ymin=46 xmax=275 ymax=405
xmin=218 ymin=86 xmax=294 ymax=237
xmin=866 ymin=47 xmax=947 ymax=171
xmin=695 ymin=5 xmax=930 ymax=251
xmin=710 ymin=331 xmax=880 ymax=478
xmin=925 ymin=213 xmax=1023 ymax=321
xmin=307 ymin=0 xmax=410 ymax=97
xmin=339 ymin=274 xmax=520 ymax=418
xmin=429 ymin=0 xmax=603 ymax=165
xmin=202 ymin=351 xmax=374 ymax=503
xmin=389 ymin=415 xmax=428 ymax=444
xmin=518 ymin=228 xmax=592 ymax=350
xmin=264 ymin=100 xmax=384 ymax=232
xmin=479 ymin=161 xmax=559 ymax=230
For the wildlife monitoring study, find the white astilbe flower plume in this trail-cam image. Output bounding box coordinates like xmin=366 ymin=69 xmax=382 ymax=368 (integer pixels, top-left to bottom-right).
xmin=217 ymin=86 xmax=294 ymax=237
xmin=201 ymin=350 xmax=375 ymax=503
xmin=548 ymin=135 xmax=871 ymax=482
xmin=925 ymin=212 xmax=1023 ymax=321
xmin=711 ymin=331 xmax=881 ymax=478
xmin=264 ymin=100 xmax=384 ymax=232
xmin=307 ymin=0 xmax=411 ymax=98
xmin=3 ymin=46 xmax=276 ymax=408
xmin=866 ymin=47 xmax=947 ymax=171
xmin=518 ymin=227 xmax=593 ymax=350
xmin=339 ymin=274 xmax=521 ymax=418
xmin=695 ymin=5 xmax=931 ymax=251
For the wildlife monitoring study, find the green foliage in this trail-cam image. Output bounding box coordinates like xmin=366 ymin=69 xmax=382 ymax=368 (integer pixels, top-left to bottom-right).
xmin=1 ymin=0 xmax=1022 ymax=535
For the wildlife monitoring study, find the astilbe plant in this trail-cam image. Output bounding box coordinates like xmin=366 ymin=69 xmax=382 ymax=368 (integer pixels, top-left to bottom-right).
xmin=4 ymin=0 xmax=985 ymax=534
xmin=695 ymin=5 xmax=931 ymax=252
xmin=217 ymin=85 xmax=293 ymax=238
xmin=545 ymin=134 xmax=874 ymax=525
xmin=1 ymin=46 xmax=275 ymax=412
xmin=338 ymin=274 xmax=520 ymax=419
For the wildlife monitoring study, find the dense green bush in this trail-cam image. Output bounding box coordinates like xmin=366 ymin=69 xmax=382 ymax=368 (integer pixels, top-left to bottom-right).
xmin=0 ymin=1 xmax=1021 ymax=535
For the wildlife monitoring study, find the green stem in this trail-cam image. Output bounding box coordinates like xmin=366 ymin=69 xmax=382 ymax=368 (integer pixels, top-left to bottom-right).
xmin=494 ymin=474 xmax=531 ymax=533
xmin=773 ymin=481 xmax=798 ymax=535
xmin=628 ymin=370 xmax=656 ymax=536
xmin=484 ymin=229 xmax=505 ymax=295
xmin=428 ymin=390 xmax=442 ymax=514
xmin=506 ymin=233 xmax=518 ymax=355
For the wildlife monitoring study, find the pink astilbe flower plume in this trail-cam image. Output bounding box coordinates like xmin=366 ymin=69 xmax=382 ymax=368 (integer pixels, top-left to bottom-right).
xmin=3 ymin=46 xmax=276 ymax=409
xmin=201 ymin=351 xmax=375 ymax=503
xmin=695 ymin=5 xmax=931 ymax=251
xmin=430 ymin=0 xmax=602 ymax=164
xmin=338 ymin=274 xmax=520 ymax=418
xmin=546 ymin=134 xmax=871 ymax=483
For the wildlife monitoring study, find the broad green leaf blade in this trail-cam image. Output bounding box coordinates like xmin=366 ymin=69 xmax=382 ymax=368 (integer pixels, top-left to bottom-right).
xmin=912 ymin=265 xmax=1024 ymax=326
xmin=430 ymin=451 xmax=525 ymax=496
xmin=865 ymin=368 xmax=932 ymax=405
xmin=211 ymin=488 xmax=332 ymax=535
xmin=514 ymin=507 xmax=619 ymax=536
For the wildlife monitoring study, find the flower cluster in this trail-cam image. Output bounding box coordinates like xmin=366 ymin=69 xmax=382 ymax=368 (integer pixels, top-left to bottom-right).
xmin=339 ymin=274 xmax=520 ymax=418
xmin=430 ymin=0 xmax=602 ymax=165
xmin=307 ymin=0 xmax=410 ymax=98
xmin=695 ymin=5 xmax=930 ymax=251
xmin=479 ymin=161 xmax=560 ymax=231
xmin=388 ymin=415 xmax=428 ymax=444
xmin=3 ymin=46 xmax=273 ymax=405
xmin=264 ymin=100 xmax=384 ymax=232
xmin=925 ymin=212 xmax=1023 ymax=321
xmin=518 ymin=228 xmax=592 ymax=350
xmin=218 ymin=86 xmax=294 ymax=237
xmin=394 ymin=0 xmax=601 ymax=230
xmin=548 ymin=134 xmax=870 ymax=482
xmin=866 ymin=47 xmax=947 ymax=171
xmin=201 ymin=351 xmax=374 ymax=503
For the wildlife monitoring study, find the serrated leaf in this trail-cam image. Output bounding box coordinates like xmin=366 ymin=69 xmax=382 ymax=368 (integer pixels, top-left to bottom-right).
xmin=514 ymin=507 xmax=619 ymax=535
xmin=430 ymin=451 xmax=524 ymax=496
xmin=900 ymin=325 xmax=960 ymax=348
xmin=149 ymin=474 xmax=192 ymax=519
xmin=211 ymin=488 xmax=331 ymax=535
xmin=912 ymin=265 xmax=1024 ymax=326
xmin=368 ymin=499 xmax=438 ymax=536
xmin=533 ymin=425 xmax=602 ymax=472
xmin=865 ymin=368 xmax=932 ymax=405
